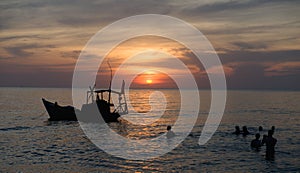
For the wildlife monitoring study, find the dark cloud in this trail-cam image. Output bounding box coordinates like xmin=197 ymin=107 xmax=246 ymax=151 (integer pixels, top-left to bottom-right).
xmin=4 ymin=45 xmax=34 ymax=57
xmin=0 ymin=61 xmax=74 ymax=87
xmin=174 ymin=47 xmax=300 ymax=89
xmin=182 ymin=0 xmax=299 ymax=16
xmin=1 ymin=0 xmax=172 ymax=29
xmin=61 ymin=50 xmax=81 ymax=59
xmin=222 ymin=21 xmax=298 ymax=34
xmin=231 ymin=41 xmax=268 ymax=51
xmin=265 ymin=62 xmax=300 ymax=76
xmin=54 ymin=0 xmax=172 ymax=27
xmin=230 ymin=63 xmax=264 ymax=83
xmin=219 ymin=50 xmax=300 ymax=64
xmin=0 ymin=34 xmax=43 ymax=42
xmin=179 ymin=0 xmax=300 ymax=40
xmin=3 ymin=44 xmax=56 ymax=58
xmin=218 ymin=49 xmax=300 ymax=90
xmin=226 ymin=62 xmax=300 ymax=90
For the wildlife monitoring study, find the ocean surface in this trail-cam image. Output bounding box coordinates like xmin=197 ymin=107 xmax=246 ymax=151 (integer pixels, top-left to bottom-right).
xmin=0 ymin=87 xmax=299 ymax=172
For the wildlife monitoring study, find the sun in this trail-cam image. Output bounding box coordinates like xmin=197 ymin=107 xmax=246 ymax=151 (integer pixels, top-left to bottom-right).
xmin=146 ymin=79 xmax=153 ymax=84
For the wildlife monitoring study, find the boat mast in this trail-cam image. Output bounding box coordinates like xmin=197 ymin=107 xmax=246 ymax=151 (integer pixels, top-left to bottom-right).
xmin=107 ymin=61 xmax=112 ymax=106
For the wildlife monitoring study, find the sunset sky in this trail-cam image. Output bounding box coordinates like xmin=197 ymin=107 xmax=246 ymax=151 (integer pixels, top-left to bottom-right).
xmin=1 ymin=0 xmax=299 ymax=89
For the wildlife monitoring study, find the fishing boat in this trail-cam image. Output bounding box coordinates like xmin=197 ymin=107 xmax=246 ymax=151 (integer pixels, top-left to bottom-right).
xmin=42 ymin=80 xmax=128 ymax=122
xmin=42 ymin=61 xmax=128 ymax=122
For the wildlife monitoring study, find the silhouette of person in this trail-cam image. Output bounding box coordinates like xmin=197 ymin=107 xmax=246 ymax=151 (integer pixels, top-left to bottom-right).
xmin=242 ymin=126 xmax=250 ymax=136
xmin=264 ymin=130 xmax=277 ymax=160
xmin=251 ymin=133 xmax=262 ymax=150
xmin=233 ymin=126 xmax=241 ymax=135
xmin=271 ymin=126 xmax=275 ymax=134
xmin=261 ymin=135 xmax=267 ymax=146
xmin=259 ymin=126 xmax=263 ymax=132
xmin=166 ymin=125 xmax=175 ymax=139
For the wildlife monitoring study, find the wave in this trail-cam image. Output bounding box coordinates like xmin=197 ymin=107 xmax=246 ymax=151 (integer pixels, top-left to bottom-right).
xmin=0 ymin=126 xmax=31 ymax=131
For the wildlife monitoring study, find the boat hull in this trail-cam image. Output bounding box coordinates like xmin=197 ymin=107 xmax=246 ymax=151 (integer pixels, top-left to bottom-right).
xmin=42 ymin=98 xmax=77 ymax=121
xmin=79 ymin=102 xmax=120 ymax=123
xmin=42 ymin=98 xmax=120 ymax=123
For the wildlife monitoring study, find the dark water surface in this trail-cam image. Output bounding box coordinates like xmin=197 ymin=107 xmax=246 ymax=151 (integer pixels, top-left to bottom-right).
xmin=0 ymin=88 xmax=299 ymax=172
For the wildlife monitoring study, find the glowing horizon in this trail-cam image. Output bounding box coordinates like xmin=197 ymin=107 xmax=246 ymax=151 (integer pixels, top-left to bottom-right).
xmin=1 ymin=1 xmax=299 ymax=89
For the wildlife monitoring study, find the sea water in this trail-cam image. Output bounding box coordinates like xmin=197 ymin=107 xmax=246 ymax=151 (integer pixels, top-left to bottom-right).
xmin=0 ymin=88 xmax=299 ymax=172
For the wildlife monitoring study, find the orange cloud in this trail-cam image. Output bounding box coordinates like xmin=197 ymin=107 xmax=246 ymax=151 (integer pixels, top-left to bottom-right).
xmin=265 ymin=62 xmax=300 ymax=76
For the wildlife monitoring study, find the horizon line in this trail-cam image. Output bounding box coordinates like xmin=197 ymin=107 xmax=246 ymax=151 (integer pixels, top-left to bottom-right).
xmin=0 ymin=86 xmax=299 ymax=91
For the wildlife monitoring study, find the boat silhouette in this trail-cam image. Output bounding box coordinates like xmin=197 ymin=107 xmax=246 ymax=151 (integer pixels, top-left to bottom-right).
xmin=42 ymin=61 xmax=128 ymax=123
xmin=42 ymin=80 xmax=128 ymax=123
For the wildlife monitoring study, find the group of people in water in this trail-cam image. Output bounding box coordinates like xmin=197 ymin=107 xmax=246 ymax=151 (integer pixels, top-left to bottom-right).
xmin=233 ymin=125 xmax=277 ymax=160
xmin=166 ymin=125 xmax=277 ymax=160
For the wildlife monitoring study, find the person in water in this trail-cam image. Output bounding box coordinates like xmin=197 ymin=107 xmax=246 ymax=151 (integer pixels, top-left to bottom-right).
xmin=263 ymin=130 xmax=277 ymax=160
xmin=233 ymin=126 xmax=241 ymax=135
xmin=259 ymin=126 xmax=263 ymax=132
xmin=271 ymin=126 xmax=275 ymax=133
xmin=242 ymin=126 xmax=250 ymax=136
xmin=261 ymin=134 xmax=267 ymax=145
xmin=166 ymin=125 xmax=175 ymax=139
xmin=251 ymin=133 xmax=262 ymax=150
